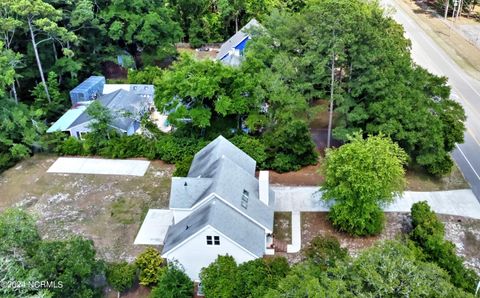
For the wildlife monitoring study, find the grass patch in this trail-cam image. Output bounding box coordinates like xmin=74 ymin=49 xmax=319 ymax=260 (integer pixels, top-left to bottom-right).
xmin=110 ymin=197 xmax=141 ymax=225
xmin=274 ymin=212 xmax=292 ymax=242
xmin=406 ymin=163 xmax=469 ymax=191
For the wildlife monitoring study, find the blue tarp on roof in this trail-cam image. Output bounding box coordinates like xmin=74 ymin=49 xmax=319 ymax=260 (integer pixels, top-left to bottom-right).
xmin=46 ymin=105 xmax=88 ymax=133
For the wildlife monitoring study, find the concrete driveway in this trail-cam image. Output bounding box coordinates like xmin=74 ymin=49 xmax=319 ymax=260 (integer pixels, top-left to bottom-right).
xmin=134 ymin=209 xmax=173 ymax=245
xmin=272 ymin=186 xmax=480 ymax=219
xmin=47 ymin=157 xmax=150 ymax=176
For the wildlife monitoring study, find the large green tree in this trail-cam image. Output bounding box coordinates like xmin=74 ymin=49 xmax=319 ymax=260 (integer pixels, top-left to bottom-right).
xmin=321 ymin=134 xmax=407 ymax=236
xmin=101 ymin=0 xmax=183 ymax=61
xmin=245 ymin=0 xmax=466 ymax=176
xmin=3 ymin=0 xmax=77 ymax=103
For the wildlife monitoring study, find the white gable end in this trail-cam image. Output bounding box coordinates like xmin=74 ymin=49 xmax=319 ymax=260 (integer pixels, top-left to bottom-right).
xmin=162 ymin=225 xmax=257 ymax=281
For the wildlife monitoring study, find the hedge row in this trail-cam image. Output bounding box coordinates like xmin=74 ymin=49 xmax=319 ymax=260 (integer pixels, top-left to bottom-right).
xmin=410 ymin=201 xmax=479 ymax=293
xmin=53 ymin=132 xmax=313 ymax=174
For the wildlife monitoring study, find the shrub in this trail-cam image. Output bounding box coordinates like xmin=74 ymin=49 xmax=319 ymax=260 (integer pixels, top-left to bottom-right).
xmin=150 ymin=262 xmax=193 ymax=298
xmin=174 ymin=155 xmax=193 ymax=176
xmin=59 ymin=137 xmax=85 ymax=156
xmin=409 ymin=201 xmax=479 ymax=293
xmin=303 ymin=235 xmax=348 ymax=269
xmin=106 ymin=262 xmax=137 ymax=293
xmin=200 ymin=255 xmax=238 ymax=298
xmin=229 ymin=135 xmax=268 ymax=168
xmin=329 ymin=204 xmax=385 ymax=236
xmin=135 ymin=248 xmax=165 ymax=286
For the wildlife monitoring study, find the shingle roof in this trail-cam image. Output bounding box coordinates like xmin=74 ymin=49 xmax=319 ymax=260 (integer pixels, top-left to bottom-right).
xmin=188 ymin=135 xmax=256 ymax=177
xmin=216 ymin=19 xmax=260 ymax=61
xmin=67 ymin=89 xmax=151 ymax=131
xmin=162 ymin=199 xmax=265 ymax=257
xmin=170 ymin=136 xmax=274 ymax=231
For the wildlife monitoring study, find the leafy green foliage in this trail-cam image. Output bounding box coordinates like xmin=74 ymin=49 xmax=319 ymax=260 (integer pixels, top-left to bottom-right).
xmin=173 ymin=155 xmax=193 ymax=176
xmin=321 ymin=134 xmax=407 ymax=235
xmin=135 ymin=247 xmax=165 ymax=286
xmin=32 ymin=237 xmax=102 ymax=298
xmin=246 ymin=0 xmax=465 ymax=176
xmin=235 ymin=257 xmax=290 ymax=298
xmin=0 ymin=100 xmax=44 ymax=171
xmin=302 ymin=235 xmax=348 ymax=270
xmin=0 ymin=208 xmax=40 ymax=256
xmin=85 ymin=100 xmax=115 ymax=152
xmin=128 ymin=66 xmax=163 ymax=84
xmin=101 ymin=0 xmax=182 ymax=60
xmin=200 ymin=255 xmax=238 ymax=298
xmin=410 ymin=201 xmax=479 ymax=293
xmin=151 ymin=262 xmax=193 ymax=298
xmin=106 ymin=262 xmax=137 ymax=293
xmin=31 ymin=72 xmax=67 ymax=121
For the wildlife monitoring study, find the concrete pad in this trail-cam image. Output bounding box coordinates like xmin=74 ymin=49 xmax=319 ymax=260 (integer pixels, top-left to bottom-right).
xmin=385 ymin=189 xmax=480 ymax=219
xmin=134 ymin=209 xmax=173 ymax=245
xmin=272 ymin=186 xmax=480 ymax=219
xmin=47 ymin=157 xmax=150 ymax=176
xmin=287 ymin=211 xmax=301 ymax=253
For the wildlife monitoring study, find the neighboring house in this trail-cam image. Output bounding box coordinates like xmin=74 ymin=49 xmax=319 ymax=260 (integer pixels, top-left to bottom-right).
xmin=161 ymin=135 xmax=275 ymax=281
xmin=216 ymin=19 xmax=261 ymax=66
xmin=47 ymin=76 xmax=155 ymax=138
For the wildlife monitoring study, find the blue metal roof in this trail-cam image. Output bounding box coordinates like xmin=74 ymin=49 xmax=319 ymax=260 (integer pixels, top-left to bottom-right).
xmin=70 ymin=76 xmax=105 ymax=93
xmin=46 ymin=105 xmax=87 ymax=133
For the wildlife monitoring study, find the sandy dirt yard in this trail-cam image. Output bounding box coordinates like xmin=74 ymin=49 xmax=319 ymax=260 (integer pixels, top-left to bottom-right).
xmin=0 ymin=154 xmax=174 ymax=262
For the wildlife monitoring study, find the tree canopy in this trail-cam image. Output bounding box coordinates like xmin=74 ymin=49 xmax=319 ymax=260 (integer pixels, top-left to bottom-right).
xmin=321 ymin=134 xmax=408 ymax=235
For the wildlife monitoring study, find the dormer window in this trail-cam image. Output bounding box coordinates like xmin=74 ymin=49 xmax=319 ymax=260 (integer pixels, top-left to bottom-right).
xmin=241 ymin=190 xmax=249 ymax=209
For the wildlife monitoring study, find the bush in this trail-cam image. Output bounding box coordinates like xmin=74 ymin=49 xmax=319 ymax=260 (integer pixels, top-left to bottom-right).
xmin=135 ymin=248 xmax=165 ymax=286
xmin=59 ymin=137 xmax=85 ymax=156
xmin=303 ymin=235 xmax=348 ymax=269
xmin=229 ymin=135 xmax=268 ymax=168
xmin=329 ymin=204 xmax=385 ymax=236
xmin=106 ymin=262 xmax=137 ymax=293
xmin=410 ymin=201 xmax=479 ymax=293
xmin=174 ymin=155 xmax=193 ymax=176
xmin=150 ymin=262 xmax=193 ymax=298
xmin=200 ymin=255 xmax=238 ymax=298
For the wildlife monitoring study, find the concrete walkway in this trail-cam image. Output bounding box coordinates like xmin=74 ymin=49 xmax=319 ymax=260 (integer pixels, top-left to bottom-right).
xmin=47 ymin=157 xmax=150 ymax=176
xmin=272 ymin=186 xmax=480 ymax=253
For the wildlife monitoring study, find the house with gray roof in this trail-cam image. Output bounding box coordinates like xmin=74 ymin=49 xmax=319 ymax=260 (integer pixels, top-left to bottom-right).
xmin=161 ymin=135 xmax=275 ymax=280
xmin=47 ymin=77 xmax=154 ymax=138
xmin=216 ymin=19 xmax=261 ymax=66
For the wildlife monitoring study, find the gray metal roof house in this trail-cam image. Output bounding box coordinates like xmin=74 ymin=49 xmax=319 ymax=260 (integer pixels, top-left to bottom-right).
xmin=48 ymin=88 xmax=153 ymax=139
xmin=216 ymin=19 xmax=261 ymax=66
xmin=161 ymin=135 xmax=275 ymax=281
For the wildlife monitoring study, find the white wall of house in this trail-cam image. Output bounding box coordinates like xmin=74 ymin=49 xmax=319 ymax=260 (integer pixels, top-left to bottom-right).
xmin=171 ymin=209 xmax=192 ymax=224
xmin=163 ymin=226 xmax=257 ymax=281
xmin=69 ymin=121 xmax=92 ymax=139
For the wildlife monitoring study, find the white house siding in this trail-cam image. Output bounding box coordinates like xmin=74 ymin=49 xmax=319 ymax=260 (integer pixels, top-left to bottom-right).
xmin=69 ymin=121 xmax=92 ymax=139
xmin=163 ymin=226 xmax=256 ymax=281
xmin=171 ymin=209 xmax=192 ymax=224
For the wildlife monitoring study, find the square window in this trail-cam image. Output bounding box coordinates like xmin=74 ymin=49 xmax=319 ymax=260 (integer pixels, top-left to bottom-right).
xmin=214 ymin=236 xmax=220 ymax=245
xmin=206 ymin=236 xmax=212 ymax=245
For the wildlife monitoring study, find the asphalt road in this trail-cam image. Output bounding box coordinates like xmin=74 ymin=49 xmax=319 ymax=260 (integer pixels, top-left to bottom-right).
xmin=382 ymin=0 xmax=480 ymax=200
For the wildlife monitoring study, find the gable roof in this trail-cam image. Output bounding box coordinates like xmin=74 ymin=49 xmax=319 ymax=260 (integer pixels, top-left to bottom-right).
xmin=216 ymin=19 xmax=260 ymax=61
xmin=67 ymin=89 xmax=151 ymax=131
xmin=169 ymin=136 xmax=274 ymax=231
xmin=188 ymin=135 xmax=256 ymax=177
xmin=162 ymin=199 xmax=265 ymax=257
